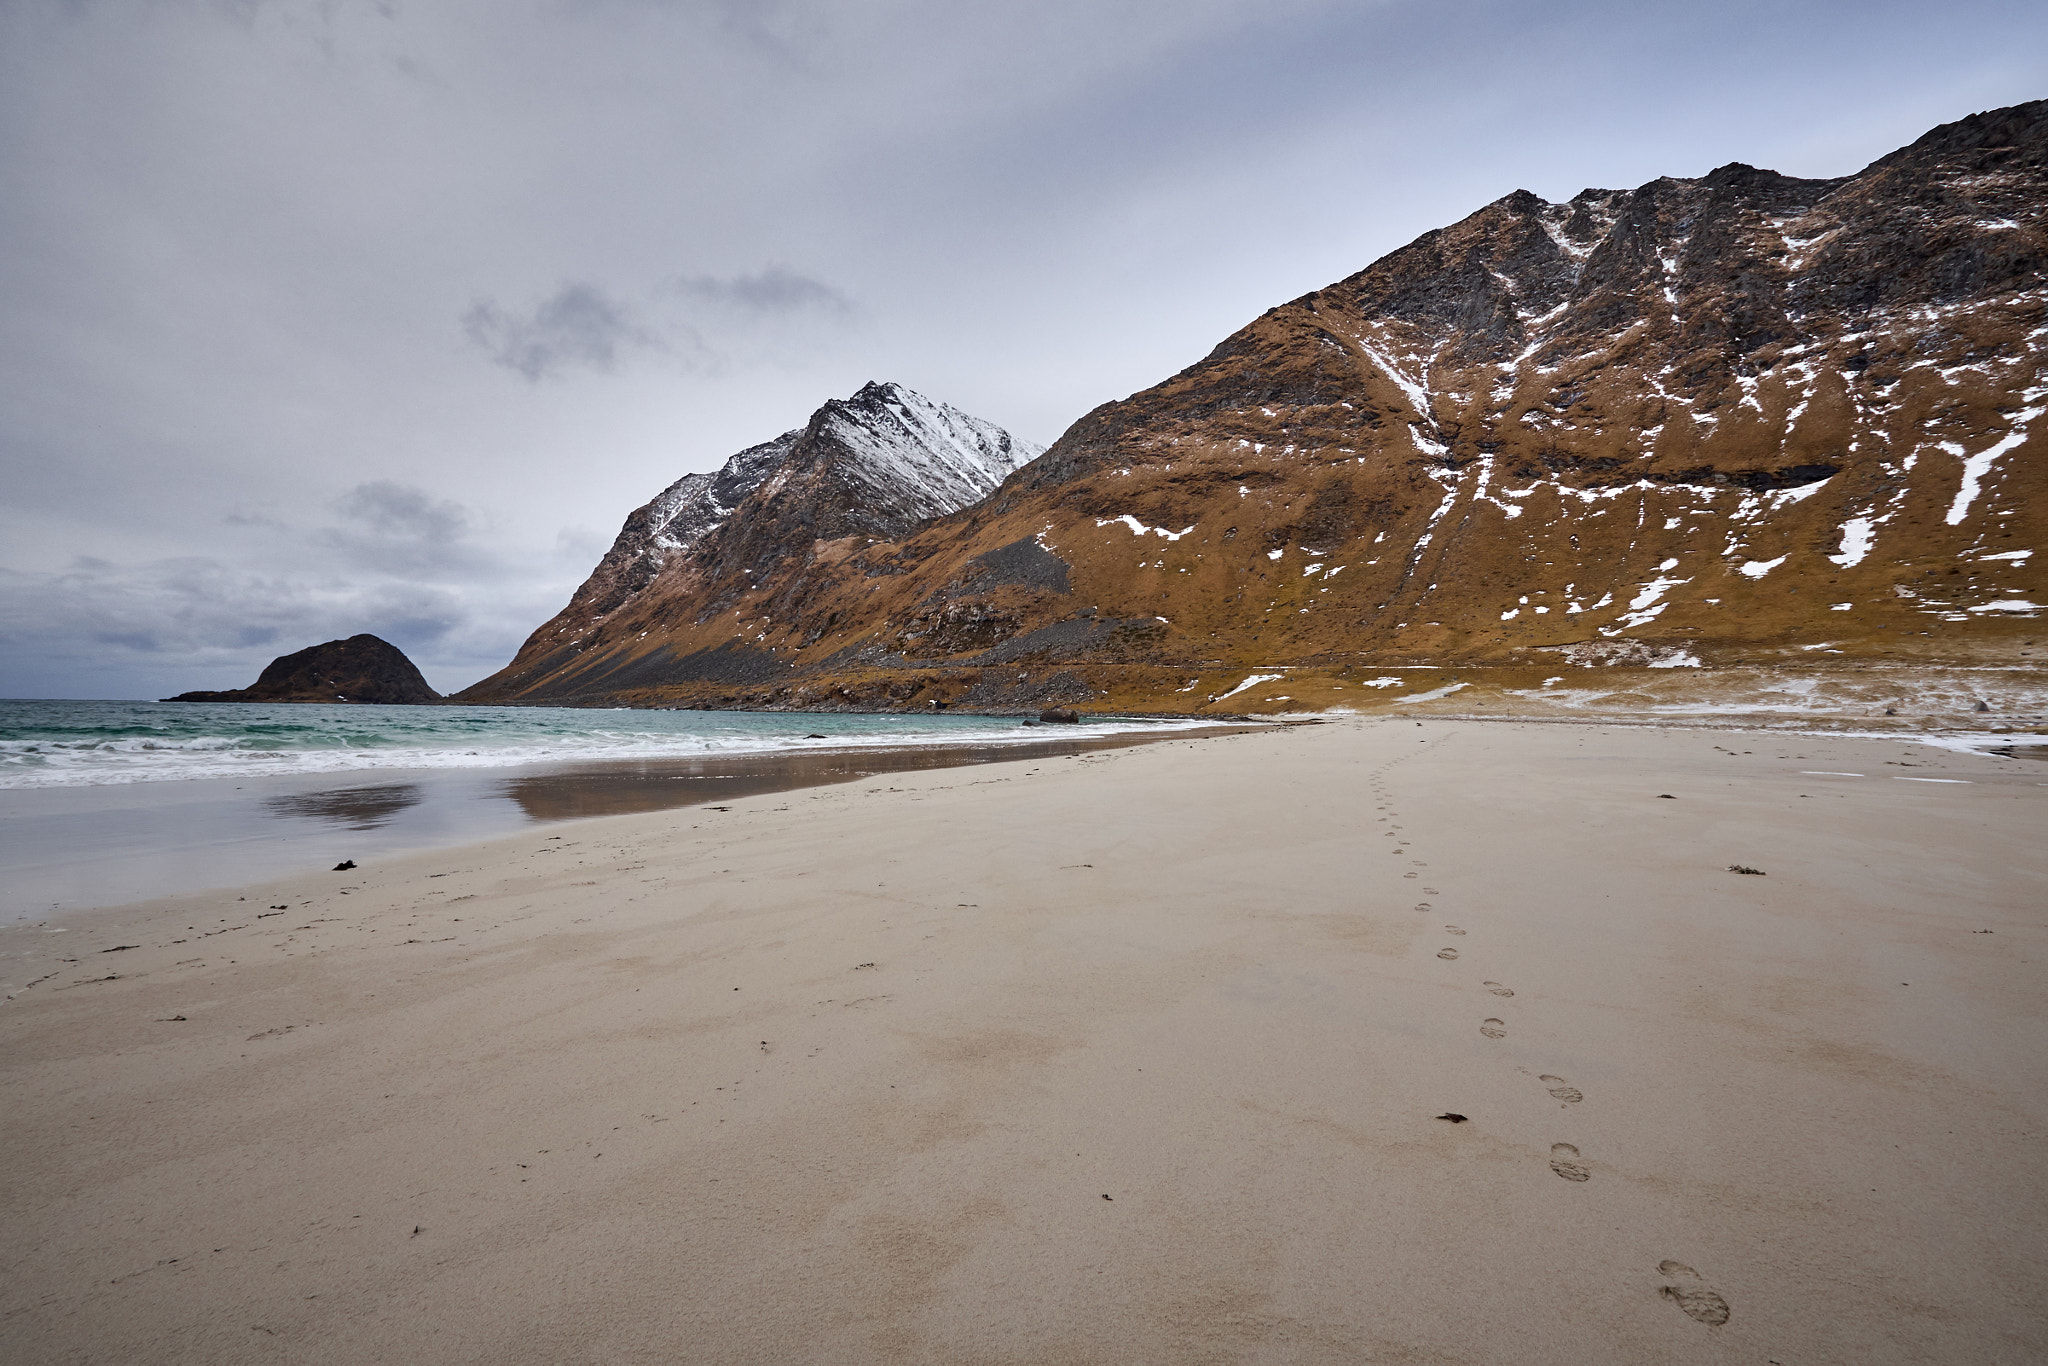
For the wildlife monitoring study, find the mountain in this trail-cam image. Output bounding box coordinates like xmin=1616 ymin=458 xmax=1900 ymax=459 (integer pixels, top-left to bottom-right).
xmin=466 ymin=102 xmax=2047 ymax=717
xmin=166 ymin=634 xmax=442 ymax=705
xmin=461 ymin=382 xmax=1043 ymax=702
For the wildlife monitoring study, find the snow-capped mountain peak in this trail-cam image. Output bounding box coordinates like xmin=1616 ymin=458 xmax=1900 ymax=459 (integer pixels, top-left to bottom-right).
xmin=811 ymin=381 xmax=1043 ymax=525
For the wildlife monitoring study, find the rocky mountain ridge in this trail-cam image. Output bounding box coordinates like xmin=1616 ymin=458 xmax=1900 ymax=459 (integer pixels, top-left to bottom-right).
xmin=463 ymin=382 xmax=1041 ymax=701
xmin=464 ymin=102 xmax=2047 ymax=718
xmin=546 ymin=430 xmax=801 ymax=637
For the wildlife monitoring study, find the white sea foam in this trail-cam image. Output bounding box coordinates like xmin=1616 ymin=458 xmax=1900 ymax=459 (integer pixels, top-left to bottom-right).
xmin=0 ymin=701 xmax=1215 ymax=791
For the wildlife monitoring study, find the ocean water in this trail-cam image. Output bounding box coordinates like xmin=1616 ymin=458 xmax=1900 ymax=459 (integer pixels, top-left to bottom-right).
xmin=0 ymin=699 xmax=1199 ymax=790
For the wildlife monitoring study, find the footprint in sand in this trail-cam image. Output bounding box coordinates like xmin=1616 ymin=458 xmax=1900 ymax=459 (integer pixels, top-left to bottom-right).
xmin=1437 ymin=947 xmax=1460 ymax=960
xmin=1483 ymin=981 xmax=1513 ymax=997
xmin=1657 ymin=1262 xmax=1731 ymax=1325
xmin=1540 ymin=1075 xmax=1582 ymax=1103
xmin=1480 ymin=1018 xmax=1507 ymax=1038
xmin=1549 ymin=1143 xmax=1591 ymax=1181
xmin=1444 ymin=925 xmax=1465 ymax=935
xmin=1414 ymin=902 xmax=1433 ymax=912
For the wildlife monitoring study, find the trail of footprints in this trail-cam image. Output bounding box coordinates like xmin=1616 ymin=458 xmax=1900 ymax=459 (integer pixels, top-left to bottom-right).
xmin=1368 ymin=745 xmax=1730 ymax=1329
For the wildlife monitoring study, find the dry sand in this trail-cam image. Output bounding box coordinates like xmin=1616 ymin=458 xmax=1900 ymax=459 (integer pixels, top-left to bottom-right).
xmin=2 ymin=719 xmax=2044 ymax=1364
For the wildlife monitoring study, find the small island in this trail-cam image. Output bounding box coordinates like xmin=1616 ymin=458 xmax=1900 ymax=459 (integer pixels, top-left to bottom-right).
xmin=164 ymin=633 xmax=441 ymax=705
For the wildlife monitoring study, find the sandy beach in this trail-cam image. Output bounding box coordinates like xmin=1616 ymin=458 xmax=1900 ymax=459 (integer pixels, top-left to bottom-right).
xmin=2 ymin=718 xmax=2044 ymax=1364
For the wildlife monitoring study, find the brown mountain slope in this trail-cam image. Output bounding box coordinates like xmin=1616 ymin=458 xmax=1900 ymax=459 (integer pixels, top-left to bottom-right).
xmin=469 ymin=102 xmax=2048 ymax=717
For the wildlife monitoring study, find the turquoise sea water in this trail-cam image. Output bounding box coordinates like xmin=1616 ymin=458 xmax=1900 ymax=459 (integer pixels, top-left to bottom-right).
xmin=0 ymin=700 xmax=1198 ymax=790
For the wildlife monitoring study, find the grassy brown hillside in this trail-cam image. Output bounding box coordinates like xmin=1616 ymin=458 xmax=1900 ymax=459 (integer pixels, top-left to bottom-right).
xmin=462 ymin=102 xmax=2047 ymax=720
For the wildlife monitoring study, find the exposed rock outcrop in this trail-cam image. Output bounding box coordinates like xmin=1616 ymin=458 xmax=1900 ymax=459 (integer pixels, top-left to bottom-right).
xmin=167 ymin=634 xmax=441 ymax=705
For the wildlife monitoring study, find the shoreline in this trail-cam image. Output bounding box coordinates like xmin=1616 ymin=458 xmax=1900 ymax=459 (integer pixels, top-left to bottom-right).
xmin=0 ymin=722 xmax=1257 ymax=924
xmin=0 ymin=699 xmax=1230 ymax=793
xmin=2 ymin=705 xmax=2033 ymax=926
xmin=3 ymin=717 xmax=2042 ymax=1362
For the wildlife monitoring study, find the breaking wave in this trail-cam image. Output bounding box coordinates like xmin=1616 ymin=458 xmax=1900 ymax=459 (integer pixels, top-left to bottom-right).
xmin=0 ymin=700 xmax=1207 ymax=790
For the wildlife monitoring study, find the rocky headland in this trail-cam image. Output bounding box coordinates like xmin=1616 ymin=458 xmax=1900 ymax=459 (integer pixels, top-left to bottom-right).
xmin=167 ymin=634 xmax=441 ymax=705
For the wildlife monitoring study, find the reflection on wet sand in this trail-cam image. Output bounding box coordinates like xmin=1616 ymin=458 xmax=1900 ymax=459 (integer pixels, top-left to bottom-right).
xmin=494 ymin=735 xmax=1216 ymax=822
xmin=262 ymin=783 xmax=425 ymax=830
xmin=5 ymin=726 xmax=1259 ymax=919
xmin=1989 ymin=743 xmax=2048 ymax=762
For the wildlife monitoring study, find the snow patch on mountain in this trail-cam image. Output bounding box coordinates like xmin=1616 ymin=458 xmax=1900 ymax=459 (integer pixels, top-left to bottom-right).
xmin=1099 ymin=516 xmax=1195 ymax=540
xmin=1944 ymin=406 xmax=2043 ymax=524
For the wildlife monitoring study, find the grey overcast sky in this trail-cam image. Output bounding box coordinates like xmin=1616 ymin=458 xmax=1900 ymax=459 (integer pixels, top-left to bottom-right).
xmin=2 ymin=0 xmax=2043 ymax=699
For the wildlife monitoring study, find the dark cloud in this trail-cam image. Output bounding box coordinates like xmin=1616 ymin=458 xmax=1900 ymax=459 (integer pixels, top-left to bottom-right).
xmin=461 ymin=268 xmax=851 ymax=383
xmin=462 ymin=282 xmax=661 ymax=381
xmin=222 ymin=504 xmax=290 ymax=530
xmin=668 ymin=265 xmax=851 ymax=315
xmin=318 ymin=482 xmax=490 ymax=577
xmin=337 ymin=480 xmax=471 ymax=541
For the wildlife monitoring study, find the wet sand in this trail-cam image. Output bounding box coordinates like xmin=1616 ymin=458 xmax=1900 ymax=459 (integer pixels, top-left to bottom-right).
xmin=1 ymin=719 xmax=2043 ymax=1364
xmin=0 ymin=727 xmax=1230 ymax=921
